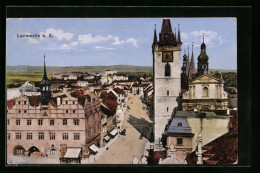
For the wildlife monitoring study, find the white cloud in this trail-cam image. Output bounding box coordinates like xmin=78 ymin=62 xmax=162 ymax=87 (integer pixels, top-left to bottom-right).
xmin=94 ymin=46 xmax=115 ymax=50
xmin=113 ymin=37 xmax=125 ymax=45
xmin=78 ymin=34 xmax=113 ymax=44
xmin=126 ymin=38 xmax=138 ymax=47
xmin=181 ymin=33 xmax=188 ymax=39
xmin=70 ymin=41 xmax=78 ymax=46
xmin=40 ymin=28 xmax=74 ymax=41
xmin=59 ymin=44 xmax=71 ymax=49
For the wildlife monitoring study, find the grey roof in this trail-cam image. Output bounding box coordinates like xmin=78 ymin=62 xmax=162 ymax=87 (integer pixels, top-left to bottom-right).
xmin=175 ymin=111 xmax=228 ymax=119
xmin=166 ymin=117 xmax=193 ymax=134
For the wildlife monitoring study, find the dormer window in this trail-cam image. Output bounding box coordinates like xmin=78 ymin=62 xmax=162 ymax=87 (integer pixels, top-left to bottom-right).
xmin=178 ymin=122 xmax=182 ymax=127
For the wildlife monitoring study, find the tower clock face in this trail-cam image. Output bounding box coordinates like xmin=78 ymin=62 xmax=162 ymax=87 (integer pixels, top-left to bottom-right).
xmin=162 ymin=51 xmax=173 ymax=62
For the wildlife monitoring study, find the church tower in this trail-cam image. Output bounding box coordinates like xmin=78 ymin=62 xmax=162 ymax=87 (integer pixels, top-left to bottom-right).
xmin=40 ymin=54 xmax=51 ymax=105
xmin=153 ymin=19 xmax=182 ymax=147
xmin=197 ymin=34 xmax=209 ymax=76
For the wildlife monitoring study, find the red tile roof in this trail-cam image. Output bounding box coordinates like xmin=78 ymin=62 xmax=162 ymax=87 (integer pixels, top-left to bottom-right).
xmin=28 ymin=95 xmax=41 ymax=107
xmin=113 ymin=87 xmax=125 ymax=95
xmin=186 ymin=110 xmax=238 ymax=164
xmin=7 ymin=99 xmax=15 ymax=110
xmin=100 ymin=91 xmax=117 ymax=101
xmin=101 ymin=98 xmax=118 ymax=116
xmin=132 ymin=83 xmax=139 ymax=87
xmin=147 ymin=151 xmax=166 ymax=165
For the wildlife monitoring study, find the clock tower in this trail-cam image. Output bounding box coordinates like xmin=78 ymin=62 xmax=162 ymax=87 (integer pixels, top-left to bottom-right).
xmin=152 ymin=19 xmax=182 ymax=148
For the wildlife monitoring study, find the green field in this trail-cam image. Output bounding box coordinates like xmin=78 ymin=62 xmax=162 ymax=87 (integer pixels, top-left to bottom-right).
xmin=6 ymin=72 xmax=52 ymax=86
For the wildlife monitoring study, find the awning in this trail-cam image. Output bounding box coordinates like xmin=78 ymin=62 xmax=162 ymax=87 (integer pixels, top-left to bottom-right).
xmin=110 ymin=129 xmax=118 ymax=136
xmin=104 ymin=135 xmax=111 ymax=141
xmin=64 ymin=148 xmax=81 ymax=158
xmin=89 ymin=144 xmax=99 ymax=153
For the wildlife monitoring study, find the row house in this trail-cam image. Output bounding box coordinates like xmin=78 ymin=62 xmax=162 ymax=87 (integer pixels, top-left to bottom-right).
xmin=7 ymin=91 xmax=101 ymax=159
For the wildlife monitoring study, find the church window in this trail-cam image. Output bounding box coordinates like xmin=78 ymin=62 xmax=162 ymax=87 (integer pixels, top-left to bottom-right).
xmin=167 ymin=90 xmax=169 ymax=96
xmin=203 ymin=87 xmax=209 ymax=97
xmin=178 ymin=122 xmax=182 ymax=127
xmin=165 ymin=63 xmax=171 ymax=76
xmin=177 ymin=138 xmax=183 ymax=145
xmin=167 ymin=107 xmax=169 ymax=112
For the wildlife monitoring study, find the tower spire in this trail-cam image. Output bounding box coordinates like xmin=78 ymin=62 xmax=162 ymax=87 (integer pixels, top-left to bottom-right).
xmin=177 ymin=24 xmax=181 ymax=42
xmin=153 ymin=24 xmax=158 ymax=45
xmin=43 ymin=54 xmax=48 ymax=80
xmin=188 ymin=42 xmax=196 ymax=80
xmin=203 ymin=33 xmax=204 ymax=43
xmin=185 ymin=44 xmax=190 ymax=76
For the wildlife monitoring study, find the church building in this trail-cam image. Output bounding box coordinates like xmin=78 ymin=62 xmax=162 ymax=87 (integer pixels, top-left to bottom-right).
xmin=152 ymin=19 xmax=182 ymax=148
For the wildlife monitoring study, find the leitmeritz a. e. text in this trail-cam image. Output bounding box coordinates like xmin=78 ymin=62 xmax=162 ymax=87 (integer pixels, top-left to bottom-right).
xmin=17 ymin=33 xmax=53 ymax=38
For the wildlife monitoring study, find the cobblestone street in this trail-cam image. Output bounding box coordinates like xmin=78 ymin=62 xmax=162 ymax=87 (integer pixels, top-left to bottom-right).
xmin=94 ymin=93 xmax=153 ymax=164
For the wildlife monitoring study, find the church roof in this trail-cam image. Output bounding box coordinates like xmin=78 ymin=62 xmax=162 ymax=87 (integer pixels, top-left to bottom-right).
xmin=166 ymin=117 xmax=193 ymax=135
xmin=158 ymin=19 xmax=177 ymax=46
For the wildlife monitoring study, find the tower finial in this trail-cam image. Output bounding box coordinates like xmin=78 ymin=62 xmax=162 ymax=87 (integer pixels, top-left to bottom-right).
xmin=203 ymin=33 xmax=204 ymax=43
xmin=177 ymin=24 xmax=181 ymax=42
xmin=43 ymin=54 xmax=47 ymax=79
xmin=153 ymin=24 xmax=158 ymax=45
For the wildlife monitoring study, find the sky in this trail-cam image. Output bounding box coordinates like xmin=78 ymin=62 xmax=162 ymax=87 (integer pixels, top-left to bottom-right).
xmin=6 ymin=18 xmax=237 ymax=69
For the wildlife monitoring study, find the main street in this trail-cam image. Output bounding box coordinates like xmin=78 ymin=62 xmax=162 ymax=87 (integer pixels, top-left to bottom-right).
xmin=94 ymin=93 xmax=153 ymax=164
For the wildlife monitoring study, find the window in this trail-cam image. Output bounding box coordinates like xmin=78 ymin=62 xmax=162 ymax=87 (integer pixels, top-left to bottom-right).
xmin=7 ymin=119 xmax=10 ymax=125
xmin=63 ymin=133 xmax=68 ymax=140
xmin=24 ymin=101 xmax=27 ymax=105
xmin=16 ymin=133 xmax=21 ymax=139
xmin=18 ymin=101 xmax=21 ymax=105
xmin=167 ymin=90 xmax=169 ymax=96
xmin=178 ymin=122 xmax=182 ymax=127
xmin=74 ymin=133 xmax=80 ymax=140
xmin=16 ymin=119 xmax=20 ymax=125
xmin=72 ymin=101 xmax=75 ymax=104
xmin=73 ymin=110 xmax=76 ymax=113
xmin=165 ymin=62 xmax=171 ymax=76
xmin=50 ymin=133 xmax=55 ymax=140
xmin=38 ymin=119 xmax=43 ymax=125
xmin=167 ymin=107 xmax=169 ymax=112
xmin=65 ymin=101 xmax=68 ymax=104
xmin=74 ymin=119 xmax=79 ymax=125
xmin=18 ymin=110 xmax=21 ymax=113
xmin=7 ymin=133 xmax=10 ymax=139
xmin=38 ymin=132 xmax=44 ymax=140
xmin=27 ymin=133 xmax=32 ymax=140
xmin=203 ymin=87 xmax=209 ymax=97
xmin=50 ymin=148 xmax=57 ymax=155
xmin=46 ymin=86 xmax=48 ymax=91
xmin=66 ymin=110 xmax=69 ymax=113
xmin=50 ymin=119 xmax=54 ymax=126
xmin=177 ymin=138 xmax=183 ymax=145
xmin=24 ymin=110 xmax=27 ymax=113
xmin=63 ymin=119 xmax=67 ymax=125
xmin=27 ymin=119 xmax=32 ymax=125
xmin=42 ymin=87 xmax=45 ymax=91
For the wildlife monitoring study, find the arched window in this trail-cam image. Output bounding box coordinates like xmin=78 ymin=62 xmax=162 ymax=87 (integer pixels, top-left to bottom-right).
xmin=178 ymin=122 xmax=182 ymax=127
xmin=203 ymin=87 xmax=209 ymax=97
xmin=50 ymin=148 xmax=57 ymax=155
xmin=167 ymin=90 xmax=169 ymax=96
xmin=165 ymin=62 xmax=171 ymax=76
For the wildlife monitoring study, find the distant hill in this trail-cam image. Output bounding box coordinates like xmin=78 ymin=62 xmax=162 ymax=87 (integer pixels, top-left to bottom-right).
xmin=7 ymin=65 xmax=153 ymax=74
xmin=7 ymin=65 xmax=237 ymax=74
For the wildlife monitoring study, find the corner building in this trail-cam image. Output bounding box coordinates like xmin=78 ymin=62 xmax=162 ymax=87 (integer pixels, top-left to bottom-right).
xmin=152 ymin=19 xmax=182 ymax=147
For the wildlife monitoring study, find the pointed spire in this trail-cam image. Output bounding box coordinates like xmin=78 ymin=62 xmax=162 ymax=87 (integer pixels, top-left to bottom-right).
xmin=188 ymin=43 xmax=196 ymax=80
xmin=177 ymin=24 xmax=181 ymax=42
xmin=203 ymin=33 xmax=204 ymax=43
xmin=185 ymin=45 xmax=190 ymax=76
xmin=43 ymin=54 xmax=48 ymax=80
xmin=153 ymin=24 xmax=158 ymax=45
